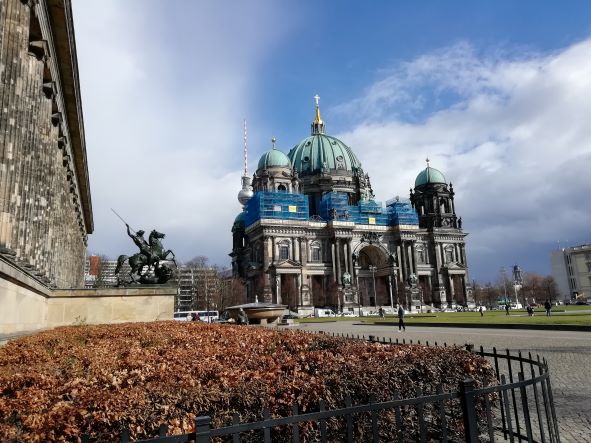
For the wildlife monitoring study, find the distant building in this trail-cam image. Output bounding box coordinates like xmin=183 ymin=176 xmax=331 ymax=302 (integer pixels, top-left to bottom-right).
xmin=551 ymin=244 xmax=591 ymax=300
xmin=231 ymin=98 xmax=473 ymax=314
xmin=174 ymin=266 xmax=222 ymax=312
xmin=84 ymin=256 xmax=130 ymax=288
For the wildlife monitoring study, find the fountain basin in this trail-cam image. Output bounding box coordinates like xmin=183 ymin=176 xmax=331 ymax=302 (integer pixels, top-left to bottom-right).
xmin=226 ymin=302 xmax=286 ymax=324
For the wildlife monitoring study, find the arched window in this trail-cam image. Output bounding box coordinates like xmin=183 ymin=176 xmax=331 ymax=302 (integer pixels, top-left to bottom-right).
xmin=277 ymin=184 xmax=287 ymax=192
xmin=444 ymin=246 xmax=454 ymax=263
xmin=310 ymin=241 xmax=321 ymax=262
xmin=416 ymin=246 xmax=425 ymax=264
xmin=278 ymin=241 xmax=290 ymax=260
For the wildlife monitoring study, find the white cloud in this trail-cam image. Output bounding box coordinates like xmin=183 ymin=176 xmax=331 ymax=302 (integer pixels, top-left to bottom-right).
xmin=334 ymin=40 xmax=591 ymax=280
xmin=74 ymin=0 xmax=295 ymax=266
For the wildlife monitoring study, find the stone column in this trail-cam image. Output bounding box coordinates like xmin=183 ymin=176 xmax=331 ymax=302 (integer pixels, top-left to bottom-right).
xmin=294 ymin=237 xmax=300 ymax=262
xmin=410 ymin=243 xmax=417 ymax=274
xmin=300 ymin=238 xmax=307 ymax=265
xmin=399 ymin=241 xmax=407 ymax=283
xmin=335 ymin=239 xmax=342 ymax=286
xmin=347 ymin=239 xmax=353 ymax=275
xmin=271 ymin=236 xmax=276 ymax=263
xmin=331 ymin=240 xmax=336 ymax=282
xmin=449 ymin=275 xmax=455 ymax=300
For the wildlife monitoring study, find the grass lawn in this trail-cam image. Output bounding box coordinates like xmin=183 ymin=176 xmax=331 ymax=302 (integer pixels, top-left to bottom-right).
xmin=298 ymin=305 xmax=591 ymax=326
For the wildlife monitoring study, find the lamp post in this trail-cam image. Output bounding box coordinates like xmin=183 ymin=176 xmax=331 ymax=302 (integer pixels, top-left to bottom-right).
xmin=369 ymin=265 xmax=377 ymax=308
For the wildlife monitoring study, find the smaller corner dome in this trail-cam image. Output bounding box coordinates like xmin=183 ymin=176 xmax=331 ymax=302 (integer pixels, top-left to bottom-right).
xmin=257 ymin=148 xmax=291 ymax=171
xmin=415 ymin=166 xmax=447 ymax=187
xmin=234 ymin=212 xmax=245 ymax=224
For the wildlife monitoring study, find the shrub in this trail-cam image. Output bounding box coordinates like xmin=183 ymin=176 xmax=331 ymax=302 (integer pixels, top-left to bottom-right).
xmin=0 ymin=322 xmax=496 ymax=441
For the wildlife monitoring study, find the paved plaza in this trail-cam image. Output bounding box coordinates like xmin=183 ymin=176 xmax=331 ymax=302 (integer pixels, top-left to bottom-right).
xmin=289 ymin=322 xmax=591 ymax=442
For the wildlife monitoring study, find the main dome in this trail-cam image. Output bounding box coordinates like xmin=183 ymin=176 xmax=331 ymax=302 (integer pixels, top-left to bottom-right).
xmin=288 ymin=134 xmax=362 ymax=175
xmin=415 ymin=166 xmax=447 ymax=187
xmin=257 ymin=148 xmax=291 ymax=171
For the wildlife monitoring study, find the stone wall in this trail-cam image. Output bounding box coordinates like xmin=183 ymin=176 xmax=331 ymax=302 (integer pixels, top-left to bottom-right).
xmin=0 ymin=0 xmax=92 ymax=288
xmin=48 ymin=287 xmax=176 ymax=327
xmin=0 ymin=256 xmax=50 ymax=334
xmin=1 ymin=255 xmax=176 ymax=334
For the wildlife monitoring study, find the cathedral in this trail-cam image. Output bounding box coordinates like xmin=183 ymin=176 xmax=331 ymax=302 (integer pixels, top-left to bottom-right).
xmin=231 ymin=97 xmax=472 ymax=314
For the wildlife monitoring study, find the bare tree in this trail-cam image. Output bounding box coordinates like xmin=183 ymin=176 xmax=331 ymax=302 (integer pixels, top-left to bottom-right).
xmin=93 ymin=255 xmax=113 ymax=288
xmin=521 ymin=272 xmax=544 ymax=305
xmin=542 ymin=276 xmax=560 ymax=303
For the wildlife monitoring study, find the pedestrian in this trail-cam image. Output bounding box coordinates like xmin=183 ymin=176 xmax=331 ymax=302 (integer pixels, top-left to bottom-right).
xmin=505 ymin=304 xmax=510 ymax=316
xmin=397 ymin=305 xmax=406 ymax=332
xmin=378 ymin=307 xmax=384 ymax=318
xmin=479 ymin=306 xmax=483 ymax=317
xmin=191 ymin=312 xmax=198 ymax=321
xmin=544 ymin=300 xmax=552 ymax=317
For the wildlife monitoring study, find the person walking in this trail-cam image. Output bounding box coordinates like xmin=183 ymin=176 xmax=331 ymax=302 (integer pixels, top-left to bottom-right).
xmin=479 ymin=306 xmax=484 ymax=317
xmin=397 ymin=305 xmax=406 ymax=332
xmin=544 ymin=300 xmax=552 ymax=317
xmin=505 ymin=304 xmax=510 ymax=316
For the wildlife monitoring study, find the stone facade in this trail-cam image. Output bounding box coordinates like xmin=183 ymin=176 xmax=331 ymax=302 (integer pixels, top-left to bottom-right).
xmin=232 ymin=100 xmax=472 ymax=314
xmin=0 ymin=0 xmax=92 ymax=288
xmin=551 ymin=244 xmax=591 ymax=301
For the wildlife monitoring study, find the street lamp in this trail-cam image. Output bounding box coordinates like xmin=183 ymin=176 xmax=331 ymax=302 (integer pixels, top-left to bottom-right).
xmin=369 ymin=265 xmax=377 ymax=308
xmin=355 ymin=264 xmax=361 ymax=316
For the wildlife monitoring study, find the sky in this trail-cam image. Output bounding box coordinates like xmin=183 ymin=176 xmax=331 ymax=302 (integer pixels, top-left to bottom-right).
xmin=74 ymin=1 xmax=591 ymax=283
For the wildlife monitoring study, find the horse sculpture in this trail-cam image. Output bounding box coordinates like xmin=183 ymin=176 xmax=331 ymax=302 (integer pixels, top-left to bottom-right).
xmin=115 ymin=227 xmax=176 ymax=285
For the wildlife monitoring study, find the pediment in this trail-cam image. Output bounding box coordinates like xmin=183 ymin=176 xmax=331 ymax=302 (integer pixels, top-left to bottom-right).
xmin=275 ymin=259 xmax=302 ymax=268
xmin=446 ymin=262 xmax=467 ymax=271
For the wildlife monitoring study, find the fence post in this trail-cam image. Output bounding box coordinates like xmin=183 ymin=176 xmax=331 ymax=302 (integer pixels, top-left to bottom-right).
xmin=459 ymin=379 xmax=479 ymax=442
xmin=195 ymin=416 xmax=212 ymax=443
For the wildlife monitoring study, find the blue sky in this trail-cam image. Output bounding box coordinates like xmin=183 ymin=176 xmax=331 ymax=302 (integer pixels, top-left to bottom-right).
xmin=74 ymin=1 xmax=591 ymax=283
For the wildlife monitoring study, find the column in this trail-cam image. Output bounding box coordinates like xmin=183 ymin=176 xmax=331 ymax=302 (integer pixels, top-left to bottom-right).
xmin=331 ymin=240 xmax=336 ymax=282
xmin=271 ymin=236 xmax=276 ymax=263
xmin=276 ymin=274 xmax=281 ymax=304
xmin=410 ymin=242 xmax=417 ymax=274
xmin=300 ymin=238 xmax=307 ymax=265
xmin=399 ymin=241 xmax=407 ymax=283
xmin=294 ymin=237 xmax=300 ymax=262
xmin=347 ymin=239 xmax=354 ymax=275
xmin=335 ymin=239 xmax=342 ymax=286
xmin=449 ymin=275 xmax=455 ymax=301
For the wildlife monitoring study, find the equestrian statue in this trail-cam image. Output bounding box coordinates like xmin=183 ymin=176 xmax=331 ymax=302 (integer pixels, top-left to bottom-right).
xmin=112 ymin=210 xmax=176 ymax=285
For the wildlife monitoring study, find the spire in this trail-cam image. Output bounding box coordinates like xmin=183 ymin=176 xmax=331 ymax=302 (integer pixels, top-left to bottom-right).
xmin=243 ymin=119 xmax=248 ymax=176
xmin=311 ymin=94 xmax=325 ymax=135
xmin=238 ymin=119 xmax=253 ymax=207
xmin=271 ymin=136 xmax=277 ymax=150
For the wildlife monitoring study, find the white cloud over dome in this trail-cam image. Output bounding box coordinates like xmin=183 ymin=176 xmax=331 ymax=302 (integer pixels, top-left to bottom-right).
xmin=335 ymin=40 xmax=591 ymax=280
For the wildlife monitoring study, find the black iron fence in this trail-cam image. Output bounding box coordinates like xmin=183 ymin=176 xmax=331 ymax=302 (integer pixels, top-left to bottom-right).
xmin=81 ymin=334 xmax=560 ymax=443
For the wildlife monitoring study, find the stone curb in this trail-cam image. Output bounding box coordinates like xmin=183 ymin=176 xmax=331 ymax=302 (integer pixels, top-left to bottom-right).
xmin=354 ymin=322 xmax=591 ymax=332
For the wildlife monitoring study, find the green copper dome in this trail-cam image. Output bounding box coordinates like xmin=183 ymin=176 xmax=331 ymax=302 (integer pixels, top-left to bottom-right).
xmin=234 ymin=212 xmax=245 ymax=224
xmin=257 ymin=148 xmax=291 ymax=171
xmin=415 ymin=166 xmax=447 ymax=187
xmin=288 ymin=134 xmax=362 ymax=175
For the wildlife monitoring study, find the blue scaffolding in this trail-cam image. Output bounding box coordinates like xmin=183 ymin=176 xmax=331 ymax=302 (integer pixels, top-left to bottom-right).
xmin=319 ymin=192 xmax=418 ymax=226
xmin=244 ymin=192 xmax=310 ymax=228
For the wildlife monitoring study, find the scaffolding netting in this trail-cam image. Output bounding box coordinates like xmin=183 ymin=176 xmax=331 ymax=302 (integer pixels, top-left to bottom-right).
xmin=244 ymin=192 xmax=310 ymax=227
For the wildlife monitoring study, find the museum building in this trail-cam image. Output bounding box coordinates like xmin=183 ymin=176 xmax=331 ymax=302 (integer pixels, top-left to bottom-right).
xmin=231 ymin=99 xmax=473 ymax=314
